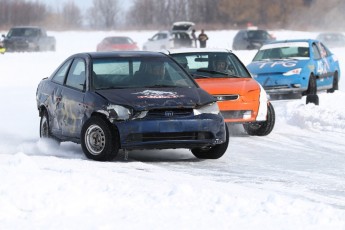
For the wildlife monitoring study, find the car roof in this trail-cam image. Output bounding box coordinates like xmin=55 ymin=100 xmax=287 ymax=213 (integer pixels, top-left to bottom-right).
xmin=172 ymin=21 xmax=195 ymax=31
xmin=240 ymin=29 xmax=269 ymax=32
xmin=264 ymin=39 xmax=315 ymax=45
xmin=318 ymin=32 xmax=344 ymax=35
xmin=163 ymin=48 xmax=232 ymax=54
xmin=71 ymin=51 xmax=169 ymax=59
xmin=10 ymin=26 xmax=42 ymax=29
xmin=172 ymin=21 xmax=195 ymax=26
xmin=259 ymin=39 xmax=315 ymax=50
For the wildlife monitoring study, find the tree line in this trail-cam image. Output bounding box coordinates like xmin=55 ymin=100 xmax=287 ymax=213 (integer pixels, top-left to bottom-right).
xmin=0 ymin=0 xmax=344 ymax=31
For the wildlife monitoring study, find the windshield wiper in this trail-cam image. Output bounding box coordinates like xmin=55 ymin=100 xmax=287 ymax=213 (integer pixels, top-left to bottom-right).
xmin=196 ymin=69 xmax=240 ymax=78
xmin=191 ymin=73 xmax=210 ymax=79
xmin=148 ymin=84 xmax=176 ymax=88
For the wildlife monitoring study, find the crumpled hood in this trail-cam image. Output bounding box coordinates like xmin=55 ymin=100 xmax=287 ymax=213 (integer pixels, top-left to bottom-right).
xmin=247 ymin=59 xmax=310 ymax=74
xmin=96 ymin=87 xmax=214 ymax=110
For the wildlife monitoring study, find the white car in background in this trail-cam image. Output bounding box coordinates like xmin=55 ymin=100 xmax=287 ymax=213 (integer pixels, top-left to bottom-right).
xmin=142 ymin=22 xmax=195 ymax=51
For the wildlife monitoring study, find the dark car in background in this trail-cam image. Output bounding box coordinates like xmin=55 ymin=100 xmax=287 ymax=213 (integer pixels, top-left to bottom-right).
xmin=316 ymin=32 xmax=345 ymax=48
xmin=0 ymin=38 xmax=5 ymax=54
xmin=96 ymin=36 xmax=139 ymax=51
xmin=2 ymin=26 xmax=56 ymax=52
xmin=232 ymin=29 xmax=275 ymax=50
xmin=36 ymin=51 xmax=229 ymax=161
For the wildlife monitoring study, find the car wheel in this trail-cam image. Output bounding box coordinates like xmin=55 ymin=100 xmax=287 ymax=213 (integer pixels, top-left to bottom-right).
xmin=81 ymin=116 xmax=119 ymax=161
xmin=305 ymin=73 xmax=317 ymax=95
xmin=306 ymin=94 xmax=319 ymax=105
xmin=40 ymin=110 xmax=51 ymax=138
xmin=327 ymin=71 xmax=339 ymax=93
xmin=40 ymin=109 xmax=60 ymax=143
xmin=243 ymin=102 xmax=275 ymax=136
xmin=191 ymin=125 xmax=229 ymax=159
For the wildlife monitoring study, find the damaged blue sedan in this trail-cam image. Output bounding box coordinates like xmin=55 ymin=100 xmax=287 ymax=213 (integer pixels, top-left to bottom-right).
xmin=36 ymin=51 xmax=229 ymax=161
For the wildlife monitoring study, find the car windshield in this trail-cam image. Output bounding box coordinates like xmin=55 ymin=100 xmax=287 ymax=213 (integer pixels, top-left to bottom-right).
xmin=92 ymin=56 xmax=196 ymax=90
xmin=247 ymin=30 xmax=269 ymax=39
xmin=253 ymin=42 xmax=310 ymax=61
xmin=107 ymin=37 xmax=133 ymax=44
xmin=7 ymin=28 xmax=39 ymax=38
xmin=170 ymin=52 xmax=251 ymax=78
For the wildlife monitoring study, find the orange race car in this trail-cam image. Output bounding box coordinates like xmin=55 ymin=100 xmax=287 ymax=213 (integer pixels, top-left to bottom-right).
xmin=165 ymin=48 xmax=275 ymax=136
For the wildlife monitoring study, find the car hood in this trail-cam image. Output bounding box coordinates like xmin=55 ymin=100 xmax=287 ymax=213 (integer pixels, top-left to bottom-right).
xmin=95 ymin=87 xmax=214 ymax=110
xmin=247 ymin=59 xmax=310 ymax=74
xmin=195 ymin=78 xmax=260 ymax=96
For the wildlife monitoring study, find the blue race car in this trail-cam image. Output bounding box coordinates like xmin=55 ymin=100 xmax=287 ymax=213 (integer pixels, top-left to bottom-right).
xmin=247 ymin=39 xmax=340 ymax=98
xmin=36 ymin=51 xmax=229 ymax=161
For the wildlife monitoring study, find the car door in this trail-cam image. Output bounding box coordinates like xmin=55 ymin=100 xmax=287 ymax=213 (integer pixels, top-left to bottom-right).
xmin=48 ymin=59 xmax=73 ymax=137
xmin=312 ymin=42 xmax=333 ymax=89
xmin=60 ymin=58 xmax=86 ymax=137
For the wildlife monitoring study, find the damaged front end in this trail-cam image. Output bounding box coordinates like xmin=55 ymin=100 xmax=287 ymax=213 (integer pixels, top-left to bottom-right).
xmin=97 ymin=104 xmax=149 ymax=122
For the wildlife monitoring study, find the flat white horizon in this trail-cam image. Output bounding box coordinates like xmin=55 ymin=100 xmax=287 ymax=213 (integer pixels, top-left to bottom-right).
xmin=1 ymin=29 xmax=345 ymax=229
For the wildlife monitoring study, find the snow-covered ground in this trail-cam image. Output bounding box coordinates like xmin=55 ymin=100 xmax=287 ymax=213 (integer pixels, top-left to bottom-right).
xmin=1 ymin=30 xmax=345 ymax=229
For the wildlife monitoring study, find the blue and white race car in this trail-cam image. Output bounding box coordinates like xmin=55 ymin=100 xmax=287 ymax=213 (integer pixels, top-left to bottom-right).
xmin=247 ymin=39 xmax=340 ymax=98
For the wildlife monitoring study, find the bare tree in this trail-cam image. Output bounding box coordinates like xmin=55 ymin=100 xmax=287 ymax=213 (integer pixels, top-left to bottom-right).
xmin=87 ymin=0 xmax=120 ymax=29
xmin=0 ymin=0 xmax=47 ymax=27
xmin=62 ymin=0 xmax=82 ymax=29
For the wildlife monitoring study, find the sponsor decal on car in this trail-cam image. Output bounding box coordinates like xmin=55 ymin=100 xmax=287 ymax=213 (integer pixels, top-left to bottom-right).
xmin=133 ymin=90 xmax=185 ymax=99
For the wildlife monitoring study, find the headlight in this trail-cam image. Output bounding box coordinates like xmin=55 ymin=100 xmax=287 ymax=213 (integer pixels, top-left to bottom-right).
xmin=283 ymin=68 xmax=302 ymax=76
xmin=194 ymin=102 xmax=220 ymax=115
xmin=107 ymin=104 xmax=132 ymax=120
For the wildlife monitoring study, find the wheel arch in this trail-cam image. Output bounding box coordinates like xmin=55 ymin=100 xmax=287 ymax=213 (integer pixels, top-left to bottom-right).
xmin=38 ymin=105 xmax=48 ymax=117
xmin=88 ymin=111 xmax=121 ymax=145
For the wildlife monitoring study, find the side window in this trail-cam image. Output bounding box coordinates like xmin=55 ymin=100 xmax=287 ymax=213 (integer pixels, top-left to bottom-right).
xmin=51 ymin=59 xmax=72 ymax=84
xmin=318 ymin=42 xmax=330 ymax=57
xmin=65 ymin=58 xmax=86 ymax=91
xmin=312 ymin=43 xmax=321 ymax=60
xmin=151 ymin=34 xmax=159 ymax=41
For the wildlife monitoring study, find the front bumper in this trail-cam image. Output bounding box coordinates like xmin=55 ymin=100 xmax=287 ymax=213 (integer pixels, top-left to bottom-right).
xmin=255 ymin=74 xmax=308 ymax=95
xmin=115 ymin=114 xmax=226 ymax=150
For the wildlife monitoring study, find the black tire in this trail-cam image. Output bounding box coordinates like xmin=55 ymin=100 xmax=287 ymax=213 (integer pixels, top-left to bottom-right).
xmin=306 ymin=94 xmax=319 ymax=105
xmin=40 ymin=110 xmax=51 ymax=138
xmin=305 ymin=73 xmax=317 ymax=95
xmin=81 ymin=116 xmax=119 ymax=161
xmin=243 ymin=102 xmax=275 ymax=136
xmin=191 ymin=125 xmax=229 ymax=159
xmin=40 ymin=109 xmax=60 ymax=144
xmin=327 ymin=71 xmax=339 ymax=93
